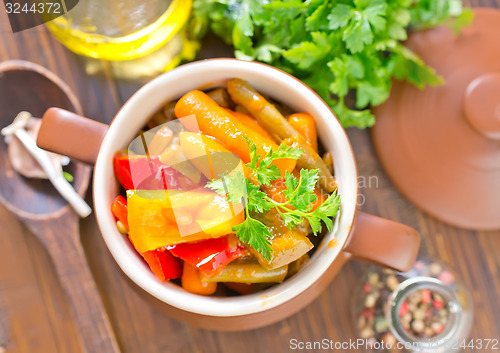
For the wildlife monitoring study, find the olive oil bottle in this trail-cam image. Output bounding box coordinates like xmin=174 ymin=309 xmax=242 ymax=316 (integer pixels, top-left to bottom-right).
xmin=46 ymin=0 xmax=197 ymax=78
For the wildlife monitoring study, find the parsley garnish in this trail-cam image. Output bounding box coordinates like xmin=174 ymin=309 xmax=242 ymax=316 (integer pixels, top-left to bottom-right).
xmin=190 ymin=0 xmax=473 ymax=128
xmin=207 ymin=140 xmax=341 ymax=261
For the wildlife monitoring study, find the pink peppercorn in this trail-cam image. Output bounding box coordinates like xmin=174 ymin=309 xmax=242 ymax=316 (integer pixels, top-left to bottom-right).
xmin=361 ymin=308 xmax=374 ymax=319
xmin=399 ymin=301 xmax=409 ymax=316
xmin=421 ymin=289 xmax=431 ymax=304
xmin=433 ymin=323 xmax=444 ymax=335
xmin=438 ymin=270 xmax=455 ymax=284
xmin=433 ymin=299 xmax=444 ymax=309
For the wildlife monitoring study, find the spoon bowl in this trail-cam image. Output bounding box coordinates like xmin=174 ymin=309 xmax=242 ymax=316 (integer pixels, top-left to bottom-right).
xmin=0 ymin=60 xmax=88 ymax=218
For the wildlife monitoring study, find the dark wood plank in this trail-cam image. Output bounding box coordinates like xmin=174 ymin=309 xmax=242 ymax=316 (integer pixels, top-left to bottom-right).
xmin=23 ymin=213 xmax=121 ymax=353
xmin=0 ymin=204 xmax=71 ymax=353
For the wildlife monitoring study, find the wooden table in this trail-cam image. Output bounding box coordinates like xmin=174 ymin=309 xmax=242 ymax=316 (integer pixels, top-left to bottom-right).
xmin=0 ymin=1 xmax=499 ymax=352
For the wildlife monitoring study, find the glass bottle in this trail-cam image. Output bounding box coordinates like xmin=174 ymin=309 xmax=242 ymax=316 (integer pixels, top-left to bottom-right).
xmin=45 ymin=0 xmax=197 ymax=78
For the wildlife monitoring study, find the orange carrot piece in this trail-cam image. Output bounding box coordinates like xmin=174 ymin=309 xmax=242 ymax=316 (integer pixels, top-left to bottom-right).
xmin=288 ymin=113 xmax=318 ymax=152
xmin=272 ymin=154 xmax=297 ymax=179
xmin=181 ymin=262 xmax=217 ymax=295
xmin=311 ymin=187 xmax=328 ymax=211
xmin=225 ymin=109 xmax=274 ymax=141
xmin=175 ymin=90 xmax=295 ymax=177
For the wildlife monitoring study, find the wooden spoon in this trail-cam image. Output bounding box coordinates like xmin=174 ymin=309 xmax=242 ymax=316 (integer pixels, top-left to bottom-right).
xmin=0 ymin=60 xmax=120 ymax=353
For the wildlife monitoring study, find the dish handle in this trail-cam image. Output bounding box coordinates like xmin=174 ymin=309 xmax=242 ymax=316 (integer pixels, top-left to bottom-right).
xmin=343 ymin=211 xmax=421 ymax=272
xmin=37 ymin=107 xmax=108 ymax=164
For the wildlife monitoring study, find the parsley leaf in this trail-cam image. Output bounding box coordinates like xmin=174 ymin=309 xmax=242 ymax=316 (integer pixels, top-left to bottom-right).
xmin=387 ymin=44 xmax=444 ymax=89
xmin=282 ymin=169 xmax=318 ymax=212
xmin=343 ymin=14 xmax=373 ymax=53
xmin=364 ymin=2 xmax=388 ymax=33
xmin=306 ymin=2 xmax=331 ymax=31
xmin=233 ymin=217 xmax=274 ymax=261
xmin=207 ymin=170 xmax=247 ymax=204
xmin=328 ymin=4 xmax=353 ymax=30
xmin=448 ymin=8 xmax=474 ymax=35
xmin=356 ymin=81 xmax=390 ymax=108
xmin=271 ymin=143 xmax=304 ymax=160
xmin=207 ymin=141 xmax=341 ymax=261
xmin=248 ymin=141 xmax=303 ymax=186
xmin=245 ymin=137 xmax=260 ymax=170
xmin=308 ymin=191 xmax=341 ymax=233
xmin=246 ymin=182 xmax=271 ymax=213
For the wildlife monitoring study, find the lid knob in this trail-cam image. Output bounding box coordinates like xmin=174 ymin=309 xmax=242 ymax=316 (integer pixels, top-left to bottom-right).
xmin=463 ymin=73 xmax=500 ymax=140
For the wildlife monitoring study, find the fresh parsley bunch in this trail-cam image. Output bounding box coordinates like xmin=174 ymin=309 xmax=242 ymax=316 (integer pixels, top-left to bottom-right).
xmin=207 ymin=140 xmax=341 ymax=260
xmin=190 ymin=0 xmax=473 ymax=128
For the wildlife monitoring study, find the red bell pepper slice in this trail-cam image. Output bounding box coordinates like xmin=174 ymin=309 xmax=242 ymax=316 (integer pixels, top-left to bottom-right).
xmin=113 ymin=152 xmax=206 ymax=191
xmin=168 ymin=236 xmax=246 ymax=278
xmin=142 ymin=248 xmax=183 ymax=282
xmin=113 ymin=152 xmax=179 ymax=190
xmin=111 ymin=195 xmax=128 ymax=229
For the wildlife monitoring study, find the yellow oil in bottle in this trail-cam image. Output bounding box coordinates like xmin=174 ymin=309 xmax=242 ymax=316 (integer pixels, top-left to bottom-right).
xmin=46 ymin=0 xmax=192 ymax=61
xmin=81 ymin=29 xmax=199 ymax=79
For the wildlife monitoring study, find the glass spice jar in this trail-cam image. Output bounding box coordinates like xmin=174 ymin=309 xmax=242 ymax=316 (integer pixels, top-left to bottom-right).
xmin=352 ymin=259 xmax=473 ymax=353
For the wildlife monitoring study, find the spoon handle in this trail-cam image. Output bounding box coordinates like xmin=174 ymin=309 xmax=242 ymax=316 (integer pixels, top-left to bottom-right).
xmin=27 ymin=213 xmax=121 ymax=353
xmin=12 ymin=129 xmax=92 ymax=218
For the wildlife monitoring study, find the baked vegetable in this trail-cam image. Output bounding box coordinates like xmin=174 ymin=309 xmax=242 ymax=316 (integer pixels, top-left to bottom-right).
xmin=174 ymin=90 xmax=295 ymax=177
xmin=182 ymin=262 xmax=217 ymax=295
xmin=112 ymin=78 xmax=342 ymax=296
xmin=288 ymin=113 xmax=318 ymax=152
xmin=142 ymin=248 xmax=183 ymax=282
xmin=201 ymin=259 xmax=288 ymax=283
xmin=126 ymin=190 xmax=244 ymax=253
xmin=226 ymin=108 xmax=274 ymax=140
xmin=227 ymin=78 xmax=336 ymax=192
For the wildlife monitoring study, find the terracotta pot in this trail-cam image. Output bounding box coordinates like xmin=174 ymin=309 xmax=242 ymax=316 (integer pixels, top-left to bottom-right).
xmin=36 ymin=59 xmax=420 ymax=330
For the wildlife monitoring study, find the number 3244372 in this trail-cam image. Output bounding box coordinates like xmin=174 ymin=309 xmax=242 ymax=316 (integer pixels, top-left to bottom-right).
xmin=5 ymin=2 xmax=62 ymax=14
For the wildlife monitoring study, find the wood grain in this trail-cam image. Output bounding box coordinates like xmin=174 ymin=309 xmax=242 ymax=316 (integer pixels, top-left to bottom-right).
xmin=0 ymin=1 xmax=499 ymax=352
xmin=22 ymin=214 xmax=121 ymax=353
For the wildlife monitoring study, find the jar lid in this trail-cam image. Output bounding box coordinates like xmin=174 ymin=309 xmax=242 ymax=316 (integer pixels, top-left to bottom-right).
xmin=388 ymin=277 xmax=465 ymax=352
xmin=372 ymin=8 xmax=500 ymax=230
xmin=352 ymin=259 xmax=473 ymax=353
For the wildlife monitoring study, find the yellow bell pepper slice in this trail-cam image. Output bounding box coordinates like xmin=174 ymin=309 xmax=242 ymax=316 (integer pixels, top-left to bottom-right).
xmin=179 ymin=131 xmax=252 ymax=179
xmin=127 ymin=189 xmax=244 ymax=253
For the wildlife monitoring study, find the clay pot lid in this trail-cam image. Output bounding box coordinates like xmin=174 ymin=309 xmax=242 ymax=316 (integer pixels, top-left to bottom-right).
xmin=372 ymin=8 xmax=500 ymax=230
